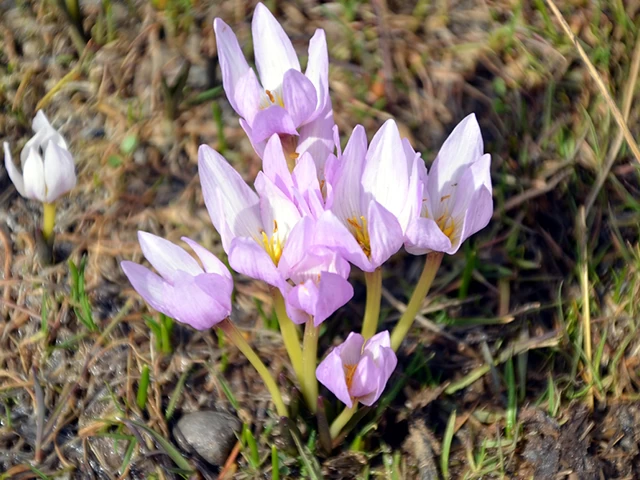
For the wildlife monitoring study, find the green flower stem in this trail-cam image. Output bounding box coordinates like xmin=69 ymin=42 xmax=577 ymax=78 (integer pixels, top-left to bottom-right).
xmin=302 ymin=319 xmax=319 ymax=413
xmin=219 ymin=318 xmax=288 ymax=417
xmin=42 ymin=202 xmax=56 ymax=242
xmin=273 ymin=290 xmax=304 ymax=384
xmin=361 ymin=268 xmax=382 ymax=339
xmin=390 ymin=252 xmax=444 ymax=351
xmin=329 ymin=403 xmax=358 ymax=439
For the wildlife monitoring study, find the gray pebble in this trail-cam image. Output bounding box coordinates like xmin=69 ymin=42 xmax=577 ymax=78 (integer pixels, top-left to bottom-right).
xmin=173 ymin=411 xmax=242 ymax=466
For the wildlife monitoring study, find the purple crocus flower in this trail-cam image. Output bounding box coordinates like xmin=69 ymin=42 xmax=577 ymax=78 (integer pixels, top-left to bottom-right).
xmin=314 ymin=120 xmax=424 ymax=272
xmin=214 ymin=3 xmax=333 ymax=167
xmin=405 ymin=114 xmax=492 ymax=255
xmin=121 ymin=232 xmax=233 ymax=330
xmin=316 ymin=331 xmax=397 ymax=408
xmin=198 ymin=145 xmax=301 ymax=289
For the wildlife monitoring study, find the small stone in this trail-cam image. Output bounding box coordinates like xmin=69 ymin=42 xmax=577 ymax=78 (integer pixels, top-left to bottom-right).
xmin=173 ymin=411 xmax=242 ymax=466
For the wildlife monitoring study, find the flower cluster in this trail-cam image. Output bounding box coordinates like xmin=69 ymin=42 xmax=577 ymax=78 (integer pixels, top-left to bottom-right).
xmin=119 ymin=3 xmax=493 ymax=437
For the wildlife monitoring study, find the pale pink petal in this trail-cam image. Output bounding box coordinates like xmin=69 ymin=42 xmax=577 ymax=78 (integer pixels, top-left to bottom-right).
xmin=277 ymin=215 xmax=314 ymax=279
xmin=362 ymin=119 xmax=409 ymax=219
xmin=364 ymin=330 xmax=392 ymax=352
xmin=228 ymin=237 xmax=285 ymax=288
xmin=331 ymin=125 xmax=367 ymax=225
xmin=255 ymin=172 xmax=301 ymax=242
xmin=295 ymin=104 xmax=335 ymax=177
xmin=314 ymin=210 xmax=371 ymax=272
xmin=198 ymin=145 xmax=262 ymax=251
xmin=366 ymin=200 xmax=404 ymax=270
xmin=252 ymin=2 xmax=300 ymax=90
xmin=138 ymin=231 xmax=202 ymax=282
xmin=404 ymin=217 xmax=452 ymax=255
xmin=193 ymin=273 xmax=234 ymax=317
xmin=214 ymin=18 xmax=262 ymax=120
xmin=282 ymin=69 xmax=317 ymax=127
xmin=3 ymin=142 xmax=26 ymax=197
xmin=313 ymin=272 xmax=354 ymax=326
xmin=349 ymin=351 xmax=378 ymax=402
xmin=43 ymin=142 xmax=76 ymax=202
xmin=181 ymin=237 xmax=232 ymax=280
xmin=121 ymin=261 xmax=173 ymax=317
xmin=285 ymin=279 xmax=319 ymax=324
xmin=427 ymin=114 xmax=483 ymax=213
xmin=338 ymin=332 xmax=365 ymax=366
xmin=316 ymin=347 xmax=353 ymax=408
xmin=451 ymin=185 xmax=493 ymax=254
xmin=168 ymin=271 xmax=229 ymax=330
xmin=262 ymin=134 xmax=294 ymax=194
xmin=304 ymin=29 xmax=329 ymax=117
xmin=251 ymin=106 xmax=298 ymax=143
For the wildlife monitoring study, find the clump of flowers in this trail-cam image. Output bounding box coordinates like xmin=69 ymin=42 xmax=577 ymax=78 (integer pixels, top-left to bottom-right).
xmin=120 ymin=2 xmax=493 ymax=443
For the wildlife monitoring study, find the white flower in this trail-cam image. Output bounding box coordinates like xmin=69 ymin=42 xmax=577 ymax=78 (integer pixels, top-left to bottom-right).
xmin=3 ymin=111 xmax=76 ymax=203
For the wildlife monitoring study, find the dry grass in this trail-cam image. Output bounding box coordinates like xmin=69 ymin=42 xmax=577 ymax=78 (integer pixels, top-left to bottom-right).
xmin=0 ymin=0 xmax=639 ymax=478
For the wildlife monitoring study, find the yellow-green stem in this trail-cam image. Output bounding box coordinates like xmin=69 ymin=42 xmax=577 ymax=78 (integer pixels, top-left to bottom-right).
xmin=219 ymin=318 xmax=288 ymax=417
xmin=42 ymin=202 xmax=56 ymax=242
xmin=273 ymin=290 xmax=304 ymax=384
xmin=329 ymin=403 xmax=358 ymax=439
xmin=390 ymin=252 xmax=443 ymax=351
xmin=361 ymin=268 xmax=382 ymax=339
xmin=302 ymin=319 xmax=319 ymax=413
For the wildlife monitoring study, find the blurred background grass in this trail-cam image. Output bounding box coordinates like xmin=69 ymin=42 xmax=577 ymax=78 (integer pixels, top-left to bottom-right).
xmin=0 ymin=0 xmax=639 ymax=478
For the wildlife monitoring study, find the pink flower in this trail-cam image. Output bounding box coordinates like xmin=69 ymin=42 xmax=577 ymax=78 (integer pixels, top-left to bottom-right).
xmin=214 ymin=3 xmax=333 ymax=167
xmin=121 ymin=232 xmax=233 ymax=330
xmin=314 ymin=120 xmax=423 ymax=271
xmin=405 ymin=114 xmax=492 ymax=255
xmin=316 ymin=331 xmax=397 ymax=408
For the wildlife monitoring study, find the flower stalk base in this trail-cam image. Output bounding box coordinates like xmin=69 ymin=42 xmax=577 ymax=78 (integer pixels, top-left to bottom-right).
xmin=329 ymin=403 xmax=358 ymax=439
xmin=219 ymin=318 xmax=288 ymax=417
xmin=273 ymin=290 xmax=304 ymax=385
xmin=302 ymin=319 xmax=320 ymax=412
xmin=390 ymin=252 xmax=443 ymax=351
xmin=42 ymin=202 xmax=56 ymax=242
xmin=361 ymin=268 xmax=382 ymax=339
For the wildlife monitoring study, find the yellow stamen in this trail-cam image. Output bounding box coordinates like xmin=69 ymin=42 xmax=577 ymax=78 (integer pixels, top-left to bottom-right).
xmin=260 ymin=229 xmax=283 ymax=265
xmin=344 ymin=363 xmax=358 ymax=390
xmin=266 ymin=89 xmax=275 ymax=103
xmin=437 ymin=216 xmax=455 ymax=240
xmin=347 ymin=216 xmax=371 ymax=258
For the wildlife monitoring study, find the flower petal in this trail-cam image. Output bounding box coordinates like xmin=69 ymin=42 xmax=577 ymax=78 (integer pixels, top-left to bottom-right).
xmin=316 ymin=347 xmax=353 ymax=407
xmin=252 ymin=2 xmax=300 ymax=90
xmin=282 ymin=69 xmax=317 ymax=127
xmin=121 ymin=261 xmax=173 ymax=317
xmin=451 ymin=184 xmax=493 ymax=254
xmin=427 ymin=113 xmax=484 ymax=218
xmin=255 ymin=171 xmax=301 ymax=244
xmin=138 ymin=231 xmax=202 ymax=282
xmin=228 ymin=237 xmax=284 ymax=288
xmin=296 ymin=104 xmax=335 ymax=177
xmin=198 ymin=145 xmax=262 ymax=252
xmin=214 ymin=18 xmax=262 ymax=120
xmin=354 ymin=347 xmax=397 ymax=406
xmin=362 ymin=119 xmax=409 ymax=219
xmin=304 ymin=29 xmax=329 ymax=117
xmin=338 ymin=332 xmax=364 ymax=367
xmin=285 ymin=280 xmax=318 ymax=324
xmin=251 ymin=106 xmax=298 ymax=143
xmin=314 ymin=210 xmax=371 ymax=272
xmin=181 ymin=237 xmax=232 ymax=280
xmin=277 ymin=215 xmax=314 ymax=279
xmin=193 ymin=273 xmax=233 ymax=318
xmin=313 ymin=272 xmax=354 ymax=326
xmin=364 ymin=330 xmax=391 ymax=352
xmin=3 ymin=142 xmax=27 ymax=197
xmin=43 ymin=142 xmax=76 ymax=203
xmin=168 ymin=271 xmax=229 ymax=330
xmin=22 ymin=148 xmax=46 ymax=202
xmin=404 ymin=217 xmax=452 ymax=255
xmin=349 ymin=351 xmax=378 ymax=402
xmin=366 ymin=200 xmax=404 ymax=270
xmin=332 ymin=125 xmax=367 ymax=224
xmin=262 ymin=134 xmax=294 ymax=194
